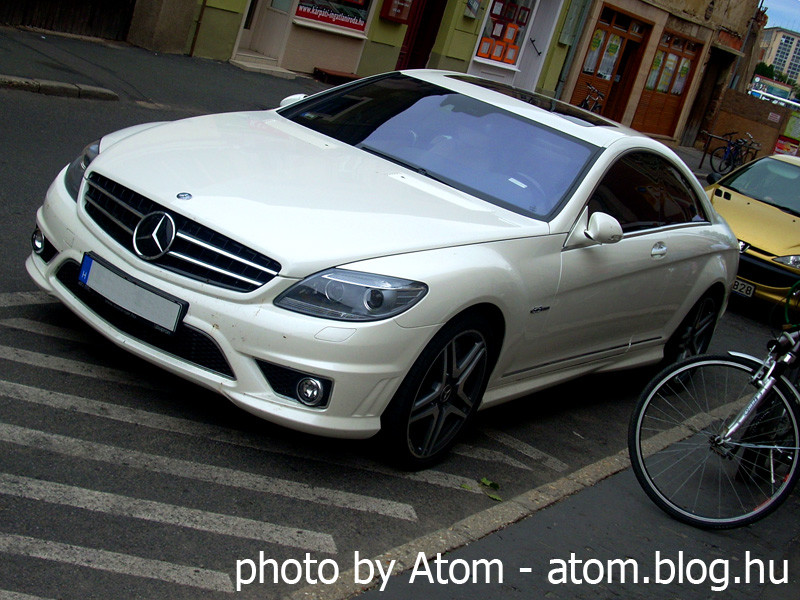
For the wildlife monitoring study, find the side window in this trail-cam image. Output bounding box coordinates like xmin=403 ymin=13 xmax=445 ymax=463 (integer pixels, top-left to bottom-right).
xmin=588 ymin=151 xmax=708 ymax=233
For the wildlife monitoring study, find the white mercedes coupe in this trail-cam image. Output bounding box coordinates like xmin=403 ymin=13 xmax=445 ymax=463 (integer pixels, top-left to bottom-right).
xmin=27 ymin=70 xmax=738 ymax=467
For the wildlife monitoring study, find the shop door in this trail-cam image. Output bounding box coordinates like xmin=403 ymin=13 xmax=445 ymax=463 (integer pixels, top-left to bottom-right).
xmin=240 ymin=0 xmax=291 ymax=59
xmin=570 ymin=6 xmax=649 ymax=118
xmin=632 ymin=32 xmax=702 ymax=137
xmin=396 ymin=0 xmax=448 ymax=69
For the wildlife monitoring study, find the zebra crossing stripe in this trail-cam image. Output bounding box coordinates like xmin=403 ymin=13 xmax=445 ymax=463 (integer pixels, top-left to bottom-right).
xmin=0 ymin=420 xmax=416 ymax=522
xmin=0 ymin=378 xmax=470 ymax=500
xmin=483 ymin=429 xmax=569 ymax=472
xmin=0 ymin=472 xmax=335 ymax=553
xmin=0 ymin=318 xmax=93 ymax=343
xmin=0 ymin=533 xmax=233 ymax=592
xmin=0 ymin=292 xmax=55 ymax=308
xmin=0 ymin=345 xmax=158 ymax=389
xmin=0 ymin=590 xmax=55 ymax=600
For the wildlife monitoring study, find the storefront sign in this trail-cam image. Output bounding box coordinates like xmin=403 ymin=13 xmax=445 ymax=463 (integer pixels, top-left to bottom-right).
xmin=380 ymin=0 xmax=413 ymax=23
xmin=296 ymin=0 xmax=371 ymax=32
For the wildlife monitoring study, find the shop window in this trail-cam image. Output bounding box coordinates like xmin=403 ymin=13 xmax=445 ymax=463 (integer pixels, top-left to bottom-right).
xmin=580 ymin=8 xmax=643 ymax=78
xmin=582 ymin=29 xmax=606 ymax=74
xmin=643 ymin=32 xmax=700 ymax=97
xmin=474 ymin=0 xmax=536 ymax=68
xmin=596 ymin=34 xmax=622 ymax=80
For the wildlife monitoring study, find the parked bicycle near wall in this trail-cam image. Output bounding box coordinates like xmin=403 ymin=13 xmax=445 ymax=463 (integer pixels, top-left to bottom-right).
xmin=709 ymin=131 xmax=760 ymax=174
xmin=629 ymin=285 xmax=800 ymax=529
xmin=578 ymin=83 xmax=605 ymax=113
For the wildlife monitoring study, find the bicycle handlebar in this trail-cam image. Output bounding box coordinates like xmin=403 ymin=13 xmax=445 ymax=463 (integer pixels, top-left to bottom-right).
xmin=585 ymin=83 xmax=605 ymax=98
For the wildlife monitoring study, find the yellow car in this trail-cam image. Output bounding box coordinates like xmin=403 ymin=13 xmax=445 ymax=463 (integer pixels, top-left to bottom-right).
xmin=706 ymin=154 xmax=800 ymax=312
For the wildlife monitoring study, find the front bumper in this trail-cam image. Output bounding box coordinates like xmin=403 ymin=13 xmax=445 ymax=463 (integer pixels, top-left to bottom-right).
xmin=735 ymin=251 xmax=800 ymax=309
xmin=27 ymin=170 xmax=437 ymax=438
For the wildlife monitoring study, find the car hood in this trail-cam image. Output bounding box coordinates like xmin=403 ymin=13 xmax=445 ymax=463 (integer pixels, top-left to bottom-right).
xmin=89 ymin=111 xmax=545 ymax=277
xmin=711 ymin=187 xmax=800 ymax=258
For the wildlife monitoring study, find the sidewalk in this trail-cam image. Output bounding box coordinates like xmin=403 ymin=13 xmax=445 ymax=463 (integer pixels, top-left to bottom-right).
xmin=353 ymin=467 xmax=800 ymax=599
xmin=0 ymin=26 xmax=327 ymax=114
xmin=2 ymin=25 xmax=795 ymax=600
xmin=0 ymin=26 xmax=714 ymax=182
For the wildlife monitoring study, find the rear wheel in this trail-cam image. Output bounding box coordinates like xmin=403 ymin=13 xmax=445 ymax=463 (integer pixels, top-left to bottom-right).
xmin=381 ymin=314 xmax=492 ymax=469
xmin=664 ymin=294 xmax=719 ymax=364
xmin=629 ymin=355 xmax=800 ymax=528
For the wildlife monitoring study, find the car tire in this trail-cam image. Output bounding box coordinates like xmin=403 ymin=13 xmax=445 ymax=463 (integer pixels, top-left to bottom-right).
xmin=380 ymin=314 xmax=493 ymax=470
xmin=663 ymin=293 xmax=719 ymax=364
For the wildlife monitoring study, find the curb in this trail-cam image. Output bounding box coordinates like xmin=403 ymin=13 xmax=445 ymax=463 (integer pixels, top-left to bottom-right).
xmin=285 ymin=449 xmax=632 ymax=600
xmin=0 ymin=74 xmax=118 ymax=100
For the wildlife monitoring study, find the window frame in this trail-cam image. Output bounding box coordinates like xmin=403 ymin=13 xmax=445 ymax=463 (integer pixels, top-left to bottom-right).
xmin=586 ymin=150 xmax=710 ymax=235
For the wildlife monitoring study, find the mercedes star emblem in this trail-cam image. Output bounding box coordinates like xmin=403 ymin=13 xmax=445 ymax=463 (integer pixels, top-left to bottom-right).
xmin=133 ymin=211 xmax=176 ymax=260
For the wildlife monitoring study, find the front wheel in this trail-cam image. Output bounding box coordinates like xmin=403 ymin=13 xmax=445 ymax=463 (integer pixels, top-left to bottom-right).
xmin=380 ymin=315 xmax=493 ymax=469
xmin=629 ymin=354 xmax=800 ymax=529
xmin=710 ymin=145 xmax=734 ymax=174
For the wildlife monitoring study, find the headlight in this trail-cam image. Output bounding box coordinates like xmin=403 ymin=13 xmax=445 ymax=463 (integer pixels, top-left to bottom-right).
xmin=773 ymin=255 xmax=800 ymax=270
xmin=275 ymin=268 xmax=427 ymax=321
xmin=64 ymin=140 xmax=100 ymax=201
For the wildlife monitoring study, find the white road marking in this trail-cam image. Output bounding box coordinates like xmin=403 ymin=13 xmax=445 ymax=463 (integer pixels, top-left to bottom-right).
xmin=0 ymin=591 xmax=55 ymax=600
xmin=0 ymin=379 xmax=481 ymax=494
xmin=0 ymin=472 xmax=334 ymax=553
xmin=0 ymin=345 xmax=157 ymax=388
xmin=453 ymin=444 xmax=532 ymax=470
xmin=0 ymin=318 xmax=93 ymax=343
xmin=0 ymin=420 xmax=416 ymax=522
xmin=483 ymin=429 xmax=569 ymax=472
xmin=0 ymin=292 xmax=56 ymax=308
xmin=0 ymin=533 xmax=233 ymax=592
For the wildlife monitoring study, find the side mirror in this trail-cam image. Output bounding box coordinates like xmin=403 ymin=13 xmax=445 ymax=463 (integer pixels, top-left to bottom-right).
xmin=706 ymin=172 xmax=722 ymax=185
xmin=279 ymin=93 xmax=308 ymax=107
xmin=586 ymin=212 xmax=622 ymax=244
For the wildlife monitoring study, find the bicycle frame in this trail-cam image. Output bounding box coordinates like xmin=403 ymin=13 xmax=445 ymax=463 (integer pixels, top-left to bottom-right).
xmin=720 ymin=331 xmax=800 ymax=445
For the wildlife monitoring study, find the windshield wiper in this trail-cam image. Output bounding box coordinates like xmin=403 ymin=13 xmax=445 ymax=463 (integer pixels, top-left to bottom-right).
xmin=357 ymin=144 xmax=449 ymax=185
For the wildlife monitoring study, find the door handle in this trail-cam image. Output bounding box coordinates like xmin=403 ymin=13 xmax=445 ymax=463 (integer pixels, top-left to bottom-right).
xmin=651 ymin=242 xmax=667 ymax=258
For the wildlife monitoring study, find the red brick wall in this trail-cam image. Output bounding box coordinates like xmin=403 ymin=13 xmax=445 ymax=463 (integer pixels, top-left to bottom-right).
xmin=701 ymin=90 xmax=795 ymax=156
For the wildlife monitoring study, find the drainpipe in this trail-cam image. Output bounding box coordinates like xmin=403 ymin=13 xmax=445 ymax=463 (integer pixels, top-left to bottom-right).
xmin=190 ymin=0 xmax=209 ymax=57
xmin=555 ymin=0 xmax=593 ymax=100
xmin=729 ymin=0 xmax=763 ymax=90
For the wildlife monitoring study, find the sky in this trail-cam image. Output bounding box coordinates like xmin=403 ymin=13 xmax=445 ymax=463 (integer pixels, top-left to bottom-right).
xmin=763 ymin=0 xmax=800 ymax=32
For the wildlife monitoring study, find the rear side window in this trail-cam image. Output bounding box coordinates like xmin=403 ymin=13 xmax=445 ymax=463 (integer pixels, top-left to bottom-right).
xmin=589 ymin=151 xmax=708 ymax=233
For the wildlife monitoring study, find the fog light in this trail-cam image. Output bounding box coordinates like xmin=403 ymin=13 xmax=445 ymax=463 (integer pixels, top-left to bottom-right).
xmin=31 ymin=228 xmax=45 ymax=254
xmin=296 ymin=377 xmax=324 ymax=406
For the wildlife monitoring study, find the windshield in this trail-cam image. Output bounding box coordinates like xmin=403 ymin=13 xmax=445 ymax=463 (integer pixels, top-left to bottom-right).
xmin=279 ymin=73 xmax=598 ymax=220
xmin=720 ymin=157 xmax=800 ymax=214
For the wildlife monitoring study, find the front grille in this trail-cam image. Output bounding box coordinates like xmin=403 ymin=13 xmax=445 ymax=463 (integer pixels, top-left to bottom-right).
xmin=739 ymin=252 xmax=800 ymax=289
xmin=56 ymin=260 xmax=235 ymax=379
xmin=83 ymin=172 xmax=281 ymax=292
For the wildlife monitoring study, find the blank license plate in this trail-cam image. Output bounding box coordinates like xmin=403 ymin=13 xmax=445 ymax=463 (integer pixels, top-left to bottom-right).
xmin=79 ymin=254 xmax=185 ymax=333
xmin=732 ymin=278 xmax=755 ymax=298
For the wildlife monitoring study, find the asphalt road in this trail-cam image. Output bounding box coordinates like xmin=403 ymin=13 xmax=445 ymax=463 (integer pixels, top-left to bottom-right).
xmin=0 ymin=83 xmax=785 ymax=600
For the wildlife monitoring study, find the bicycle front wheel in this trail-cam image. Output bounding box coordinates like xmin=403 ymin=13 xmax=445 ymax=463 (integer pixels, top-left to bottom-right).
xmin=710 ymin=146 xmax=734 ymax=174
xmin=629 ymin=354 xmax=800 ymax=529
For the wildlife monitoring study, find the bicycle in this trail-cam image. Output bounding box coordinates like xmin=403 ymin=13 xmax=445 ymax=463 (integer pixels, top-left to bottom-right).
xmin=578 ymin=83 xmax=604 ymax=113
xmin=628 ymin=295 xmax=800 ymax=529
xmin=709 ymin=132 xmax=760 ymax=174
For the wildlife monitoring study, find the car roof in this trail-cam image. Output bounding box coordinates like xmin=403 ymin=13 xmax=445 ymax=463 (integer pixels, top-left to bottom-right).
xmin=770 ymin=154 xmax=800 ymax=167
xmin=402 ymin=69 xmax=647 ymax=149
